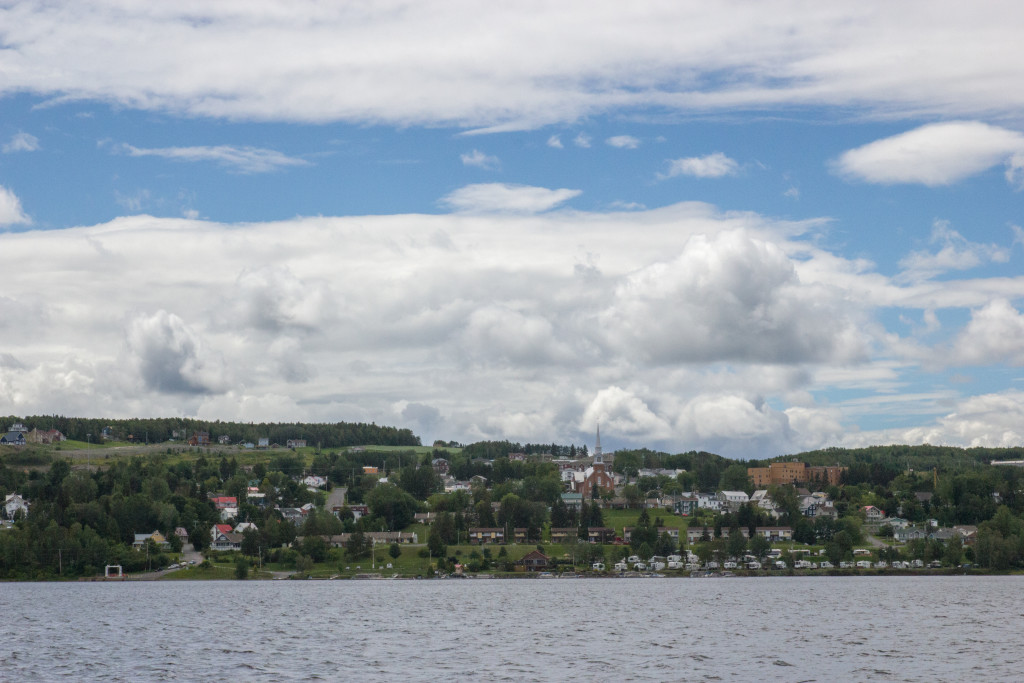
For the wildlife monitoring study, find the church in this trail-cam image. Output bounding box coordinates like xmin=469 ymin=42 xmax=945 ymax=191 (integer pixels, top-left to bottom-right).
xmin=575 ymin=424 xmax=617 ymax=498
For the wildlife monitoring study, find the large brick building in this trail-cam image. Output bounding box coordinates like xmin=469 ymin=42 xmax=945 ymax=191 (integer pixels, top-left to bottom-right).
xmin=748 ymin=462 xmax=846 ymax=487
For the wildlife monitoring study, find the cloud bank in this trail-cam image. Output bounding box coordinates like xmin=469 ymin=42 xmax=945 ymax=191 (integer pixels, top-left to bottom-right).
xmin=2 ymin=197 xmax=1024 ymax=456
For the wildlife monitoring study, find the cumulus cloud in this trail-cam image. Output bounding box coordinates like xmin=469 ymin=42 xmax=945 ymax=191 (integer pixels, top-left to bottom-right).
xmin=125 ymin=310 xmax=228 ymax=394
xmin=660 ymin=152 xmax=739 ymax=179
xmin=118 ymin=143 xmax=309 ymax=173
xmin=458 ymin=306 xmax=574 ymax=366
xmin=3 ymin=132 xmax=39 ymax=153
xmin=573 ymin=133 xmax=592 ymax=148
xmin=600 ymin=230 xmax=867 ymax=365
xmin=460 ymin=149 xmax=500 ymax=170
xmin=0 ymin=185 xmax=30 ymax=226
xmin=3 ymin=203 xmax=1024 ymax=455
xmin=834 ymin=121 xmax=1024 ymax=187
xmin=897 ymin=220 xmax=1010 ymax=282
xmin=606 ymin=135 xmax=640 ymax=149
xmin=439 ymin=183 xmax=581 ymax=213
xmin=581 ymin=386 xmax=673 ymax=440
xmin=946 ymin=299 xmax=1024 ymax=367
xmin=231 ymin=266 xmax=330 ymax=332
xmin=2 ymin=5 xmax=1024 ymax=128
xmin=546 ymin=135 xmax=563 ymax=149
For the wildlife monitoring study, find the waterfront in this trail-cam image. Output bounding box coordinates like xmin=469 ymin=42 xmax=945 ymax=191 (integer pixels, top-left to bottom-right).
xmin=2 ymin=576 xmax=1020 ymax=681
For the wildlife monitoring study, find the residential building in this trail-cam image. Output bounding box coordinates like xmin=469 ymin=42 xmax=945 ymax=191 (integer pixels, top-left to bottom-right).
xmin=286 ymin=439 xmax=307 ymax=448
xmin=468 ymin=528 xmax=505 ymax=544
xmin=4 ymin=493 xmax=30 ymax=518
xmin=516 ymin=549 xmax=550 ymax=572
xmin=717 ymin=490 xmax=749 ymax=511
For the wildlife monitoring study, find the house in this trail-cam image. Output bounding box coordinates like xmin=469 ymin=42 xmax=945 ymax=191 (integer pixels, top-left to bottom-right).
xmin=211 ymin=523 xmax=233 ymax=540
xmin=278 ymin=508 xmax=305 ymax=524
xmin=513 ymin=528 xmax=529 ymax=543
xmin=1 ymin=431 xmax=26 ymax=446
xmin=561 ymin=492 xmax=583 ymax=511
xmin=211 ymin=530 xmax=244 ymax=551
xmin=321 ymin=532 xmax=418 ymax=547
xmin=187 ymin=431 xmax=210 ymax=447
xmin=414 ymin=512 xmax=437 ymax=525
xmin=894 ymin=527 xmax=928 ymax=543
xmin=549 ymin=528 xmax=575 ymax=543
xmin=218 ymin=434 xmax=232 ymax=445
xmin=4 ymin=493 xmax=30 ymax=518
xmin=210 ymin=496 xmax=238 ymax=510
xmin=717 ymin=490 xmax=749 ymax=511
xmin=516 ymin=549 xmax=550 ymax=572
xmin=686 ymin=526 xmax=715 ymax=544
xmin=753 ymin=526 xmax=793 ymax=542
xmin=349 ymin=505 xmax=369 ymax=520
xmin=470 ymin=474 xmax=489 ymax=487
xmin=257 ymin=437 xmax=269 ymax=449
xmin=468 ymin=528 xmax=505 ymax=544
xmin=673 ymin=496 xmax=699 ymax=516
xmin=234 ymin=522 xmax=259 ymax=534
xmin=132 ymin=530 xmax=169 ymax=549
xmin=26 ymin=428 xmax=65 ymax=444
xmin=431 ymin=458 xmax=450 ymax=475
xmin=444 ymin=479 xmax=472 ymax=493
xmin=302 ymin=475 xmax=328 ymax=489
xmin=588 ymin=527 xmax=615 ymax=544
xmin=286 ymin=439 xmax=307 ymax=448
xmin=174 ymin=527 xmax=190 ymax=543
xmin=862 ymin=505 xmax=886 ymax=522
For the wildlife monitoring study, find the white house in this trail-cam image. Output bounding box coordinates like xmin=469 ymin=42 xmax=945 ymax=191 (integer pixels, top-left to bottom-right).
xmin=4 ymin=493 xmax=29 ymax=518
xmin=717 ymin=490 xmax=750 ymax=511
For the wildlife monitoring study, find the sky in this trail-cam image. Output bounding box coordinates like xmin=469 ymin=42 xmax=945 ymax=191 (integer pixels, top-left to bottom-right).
xmin=2 ymin=2 xmax=1024 ymax=457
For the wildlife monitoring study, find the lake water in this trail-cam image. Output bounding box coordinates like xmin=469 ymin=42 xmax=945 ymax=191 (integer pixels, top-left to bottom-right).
xmin=2 ymin=576 xmax=1021 ymax=681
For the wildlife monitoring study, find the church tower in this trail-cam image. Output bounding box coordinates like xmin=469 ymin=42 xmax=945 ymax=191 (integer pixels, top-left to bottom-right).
xmin=593 ymin=423 xmax=603 ymax=467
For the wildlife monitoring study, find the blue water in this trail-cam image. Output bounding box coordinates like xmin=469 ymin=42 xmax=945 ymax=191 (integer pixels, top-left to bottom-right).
xmin=1 ymin=576 xmax=1019 ymax=681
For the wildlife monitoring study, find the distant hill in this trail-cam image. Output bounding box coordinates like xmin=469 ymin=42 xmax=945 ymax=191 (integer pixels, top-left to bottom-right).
xmin=0 ymin=415 xmax=420 ymax=450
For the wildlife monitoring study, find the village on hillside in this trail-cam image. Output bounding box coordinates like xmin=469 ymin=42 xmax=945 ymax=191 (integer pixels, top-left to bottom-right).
xmin=2 ymin=417 xmax=1023 ymax=579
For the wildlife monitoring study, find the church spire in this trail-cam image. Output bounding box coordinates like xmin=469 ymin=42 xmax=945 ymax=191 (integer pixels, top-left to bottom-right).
xmin=594 ymin=422 xmax=603 ymax=465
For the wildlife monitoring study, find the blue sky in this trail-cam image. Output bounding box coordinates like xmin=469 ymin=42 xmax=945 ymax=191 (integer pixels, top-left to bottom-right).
xmin=2 ymin=2 xmax=1024 ymax=456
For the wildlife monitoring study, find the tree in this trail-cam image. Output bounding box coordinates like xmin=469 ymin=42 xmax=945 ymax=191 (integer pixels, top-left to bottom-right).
xmin=748 ymin=534 xmax=771 ymax=559
xmin=427 ymin=528 xmax=446 ymax=559
xmin=719 ymin=464 xmax=750 ymax=492
xmin=365 ymin=484 xmax=419 ymax=530
xmin=234 ymin=557 xmax=249 ymax=580
xmin=727 ymin=529 xmax=747 ymax=560
xmin=346 ymin=530 xmax=371 ymax=560
xmin=388 ymin=543 xmax=401 ymax=559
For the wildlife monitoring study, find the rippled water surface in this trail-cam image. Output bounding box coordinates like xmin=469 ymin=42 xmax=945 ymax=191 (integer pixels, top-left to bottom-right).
xmin=2 ymin=576 xmax=1021 ymax=681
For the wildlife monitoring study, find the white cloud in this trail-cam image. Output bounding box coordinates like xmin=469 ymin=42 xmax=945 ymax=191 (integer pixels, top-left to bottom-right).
xmin=600 ymin=230 xmax=868 ymax=365
xmin=573 ymin=133 xmax=592 ymax=148
xmin=0 ymin=185 xmax=30 ymax=226
xmin=606 ymin=135 xmax=639 ymax=149
xmin=834 ymin=121 xmax=1024 ymax=187
xmin=581 ymin=386 xmax=673 ymax=441
xmin=439 ymin=183 xmax=581 ymax=213
xmin=119 ymin=143 xmax=309 ymax=173
xmin=660 ymin=152 xmax=739 ymax=179
xmin=125 ymin=310 xmax=228 ymax=394
xmin=947 ymin=299 xmax=1024 ymax=367
xmin=3 ymin=203 xmax=1024 ymax=455
xmin=546 ymin=135 xmax=563 ymax=149
xmin=460 ymin=149 xmax=500 ymax=170
xmin=897 ymin=220 xmax=1010 ymax=282
xmin=3 ymin=5 xmax=1024 ymax=128
xmin=2 ymin=132 xmax=39 ymax=153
